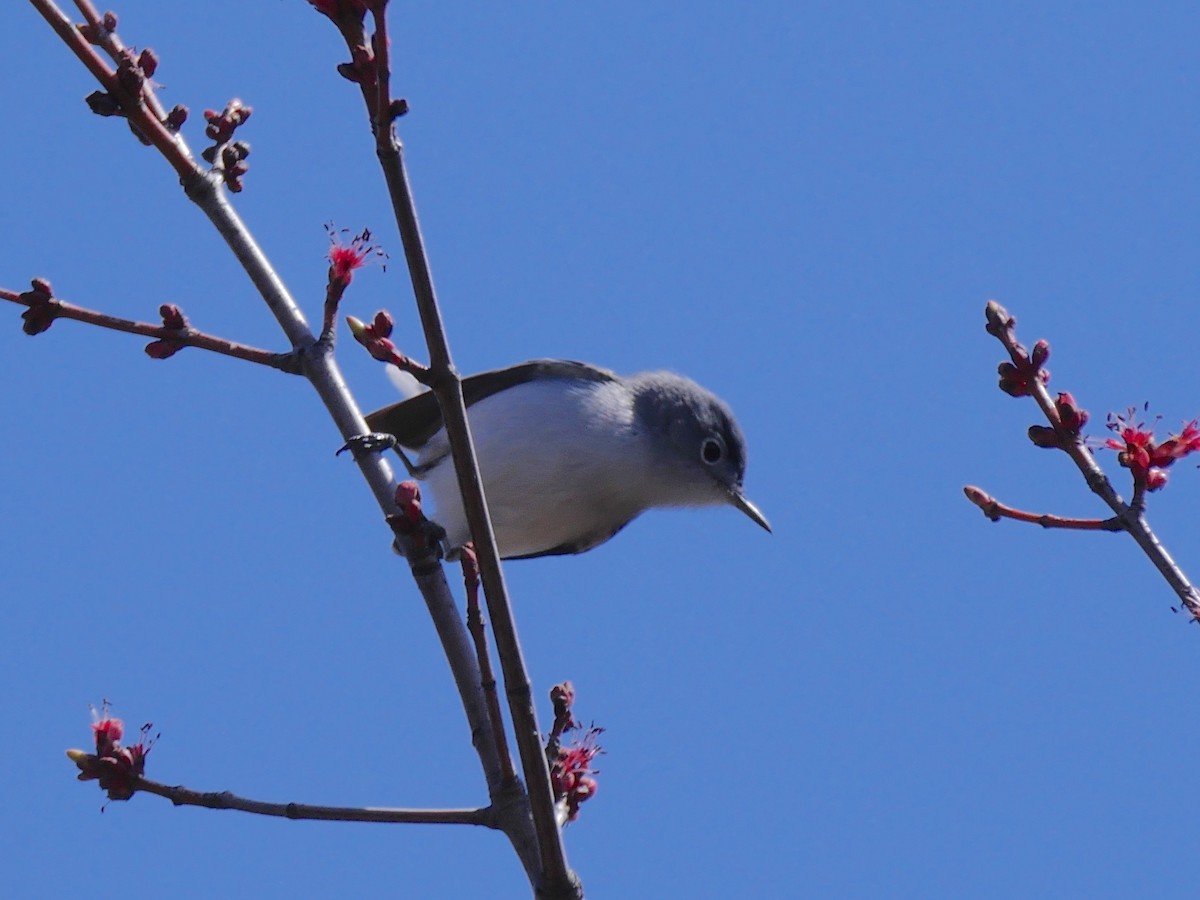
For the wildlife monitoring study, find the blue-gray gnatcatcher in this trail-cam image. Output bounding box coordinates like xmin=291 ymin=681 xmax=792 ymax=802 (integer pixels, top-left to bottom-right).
xmin=363 ymin=359 xmax=769 ymax=559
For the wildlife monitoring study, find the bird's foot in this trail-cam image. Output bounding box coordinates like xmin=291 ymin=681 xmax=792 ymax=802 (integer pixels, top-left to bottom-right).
xmin=338 ymin=432 xmax=398 ymax=456
xmin=338 ymin=432 xmax=426 ymax=477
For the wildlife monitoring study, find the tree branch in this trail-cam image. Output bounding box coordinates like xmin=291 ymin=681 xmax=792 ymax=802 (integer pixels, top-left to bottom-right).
xmin=962 ymin=486 xmax=1124 ymax=531
xmin=2 ymin=284 xmax=298 ymax=369
xmin=326 ymin=6 xmax=579 ymax=895
xmin=134 ymin=776 xmax=496 ymax=827
xmin=977 ymin=301 xmax=1200 ymax=619
xmin=27 ymin=0 xmax=506 ymax=833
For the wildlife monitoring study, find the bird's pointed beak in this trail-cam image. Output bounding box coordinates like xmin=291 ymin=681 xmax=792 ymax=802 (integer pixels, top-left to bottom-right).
xmin=728 ymin=487 xmax=771 ymax=533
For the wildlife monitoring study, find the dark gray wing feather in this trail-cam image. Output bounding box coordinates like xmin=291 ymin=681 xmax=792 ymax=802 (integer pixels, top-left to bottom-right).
xmin=364 ymin=359 xmax=618 ymax=449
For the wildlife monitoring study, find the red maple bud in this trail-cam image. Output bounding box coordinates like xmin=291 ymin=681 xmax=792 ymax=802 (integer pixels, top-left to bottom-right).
xmin=145 ymin=305 xmax=189 ymax=358
xmin=337 ymin=62 xmax=364 ymax=83
xmin=549 ymin=681 xmax=578 ymax=738
xmin=115 ymin=51 xmax=146 ymax=95
xmin=1055 ymin=392 xmax=1088 ymax=435
xmin=159 ymin=304 xmax=188 ymax=329
xmin=1146 ymin=469 xmax=1169 ymax=491
xmin=1027 ymin=425 xmax=1062 ymax=449
xmin=145 ymin=339 xmax=184 ymax=359
xmin=997 ymin=361 xmax=1049 ymax=398
xmin=984 ymin=300 xmax=1015 ymax=338
xmin=346 ymin=314 xmax=406 ymax=365
xmin=19 ymin=278 xmax=57 ymax=335
xmin=1030 ymin=339 xmax=1050 ymax=368
xmin=103 ymin=11 xmax=117 ymax=31
xmin=137 ymin=48 xmax=158 ymax=78
xmin=372 ymin=310 xmax=394 ymax=338
xmin=550 ymin=682 xmax=575 ymax=709
xmin=163 ymin=104 xmax=188 ymax=132
xmin=203 ymin=99 xmax=251 ymax=144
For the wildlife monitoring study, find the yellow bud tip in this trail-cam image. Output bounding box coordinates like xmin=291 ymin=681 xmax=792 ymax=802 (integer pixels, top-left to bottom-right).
xmin=65 ymin=748 xmax=89 ymax=766
xmin=345 ymin=315 xmax=367 ymax=339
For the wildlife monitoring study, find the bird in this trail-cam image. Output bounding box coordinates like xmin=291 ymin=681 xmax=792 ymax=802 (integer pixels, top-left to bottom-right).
xmin=362 ymin=359 xmax=769 ymax=560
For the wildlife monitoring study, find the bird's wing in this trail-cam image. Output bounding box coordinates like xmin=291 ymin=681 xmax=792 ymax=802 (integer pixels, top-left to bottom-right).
xmin=363 ymin=359 xmax=619 ymax=448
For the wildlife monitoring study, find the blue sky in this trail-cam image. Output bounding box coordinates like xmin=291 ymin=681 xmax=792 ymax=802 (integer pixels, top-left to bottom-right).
xmin=4 ymin=1 xmax=1200 ymax=897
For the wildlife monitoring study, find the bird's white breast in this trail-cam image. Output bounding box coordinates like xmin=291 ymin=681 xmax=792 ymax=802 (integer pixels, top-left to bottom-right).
xmin=412 ymin=379 xmax=651 ymax=557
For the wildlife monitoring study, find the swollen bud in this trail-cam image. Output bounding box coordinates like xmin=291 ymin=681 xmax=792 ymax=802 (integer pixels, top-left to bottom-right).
xmin=984 ymin=300 xmax=1015 ymax=337
xmin=372 ymin=310 xmax=394 ymax=338
xmin=1027 ymin=425 xmax=1062 ymax=449
xmin=1054 ymin=392 xmax=1089 ymax=435
xmin=137 ymin=48 xmax=158 ymax=78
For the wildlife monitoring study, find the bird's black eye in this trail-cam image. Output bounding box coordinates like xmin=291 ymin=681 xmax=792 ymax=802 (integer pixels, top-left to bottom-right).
xmin=701 ymin=437 xmax=724 ymax=464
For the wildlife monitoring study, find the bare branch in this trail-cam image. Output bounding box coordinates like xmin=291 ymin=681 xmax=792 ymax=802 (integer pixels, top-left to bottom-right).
xmin=461 ymin=547 xmax=519 ymax=785
xmin=28 ymin=0 xmax=506 ymax=815
xmin=962 ymin=486 xmax=1123 ymax=531
xmin=134 ymin=777 xmax=496 ymax=827
xmin=974 ymin=301 xmax=1200 ymax=620
xmin=2 ymin=284 xmax=299 ymax=371
xmin=320 ymin=5 xmax=579 ymax=894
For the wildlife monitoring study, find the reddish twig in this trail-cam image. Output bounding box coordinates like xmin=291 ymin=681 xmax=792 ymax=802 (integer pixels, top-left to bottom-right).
xmin=317 ymin=4 xmax=577 ymax=894
xmin=2 ymin=282 xmax=298 ymax=371
xmin=68 ymin=721 xmax=492 ymax=824
xmin=28 ymin=0 xmax=506 ymax=814
xmin=973 ymin=301 xmax=1200 ymax=620
xmin=962 ymin=486 xmax=1123 ymax=531
xmin=346 ymin=309 xmax=432 ymax=384
xmin=460 ymin=545 xmax=518 ymax=784
xmin=31 ymin=0 xmax=194 ymax=177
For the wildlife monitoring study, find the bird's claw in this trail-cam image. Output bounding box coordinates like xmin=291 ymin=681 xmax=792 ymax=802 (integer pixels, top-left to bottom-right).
xmin=338 ymin=432 xmax=398 ymax=457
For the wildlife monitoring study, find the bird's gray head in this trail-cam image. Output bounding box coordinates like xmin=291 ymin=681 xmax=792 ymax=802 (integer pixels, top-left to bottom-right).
xmin=628 ymin=372 xmax=770 ymax=532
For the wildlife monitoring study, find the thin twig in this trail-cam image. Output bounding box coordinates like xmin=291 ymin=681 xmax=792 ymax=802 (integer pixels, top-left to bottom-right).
xmin=358 ymin=9 xmax=576 ymax=896
xmin=962 ymin=486 xmax=1123 ymax=530
xmin=1 ymin=287 xmax=295 ymax=370
xmin=461 ymin=549 xmax=518 ymax=784
xmin=134 ymin=777 xmax=495 ymax=826
xmin=982 ymin=302 xmax=1200 ymax=618
xmin=30 ymin=0 xmax=193 ymax=177
xmin=28 ymin=0 xmax=505 ymax=816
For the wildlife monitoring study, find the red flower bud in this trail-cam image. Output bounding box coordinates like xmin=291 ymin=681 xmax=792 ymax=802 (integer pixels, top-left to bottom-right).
xmin=372 ymin=310 xmax=394 ymax=338
xmin=984 ymin=300 xmax=1014 ymax=338
xmin=1027 ymin=425 xmax=1062 ymax=449
xmin=159 ymin=304 xmax=188 ymax=329
xmin=1055 ymin=392 xmax=1088 ymax=435
xmin=137 ymin=48 xmax=158 ymax=78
